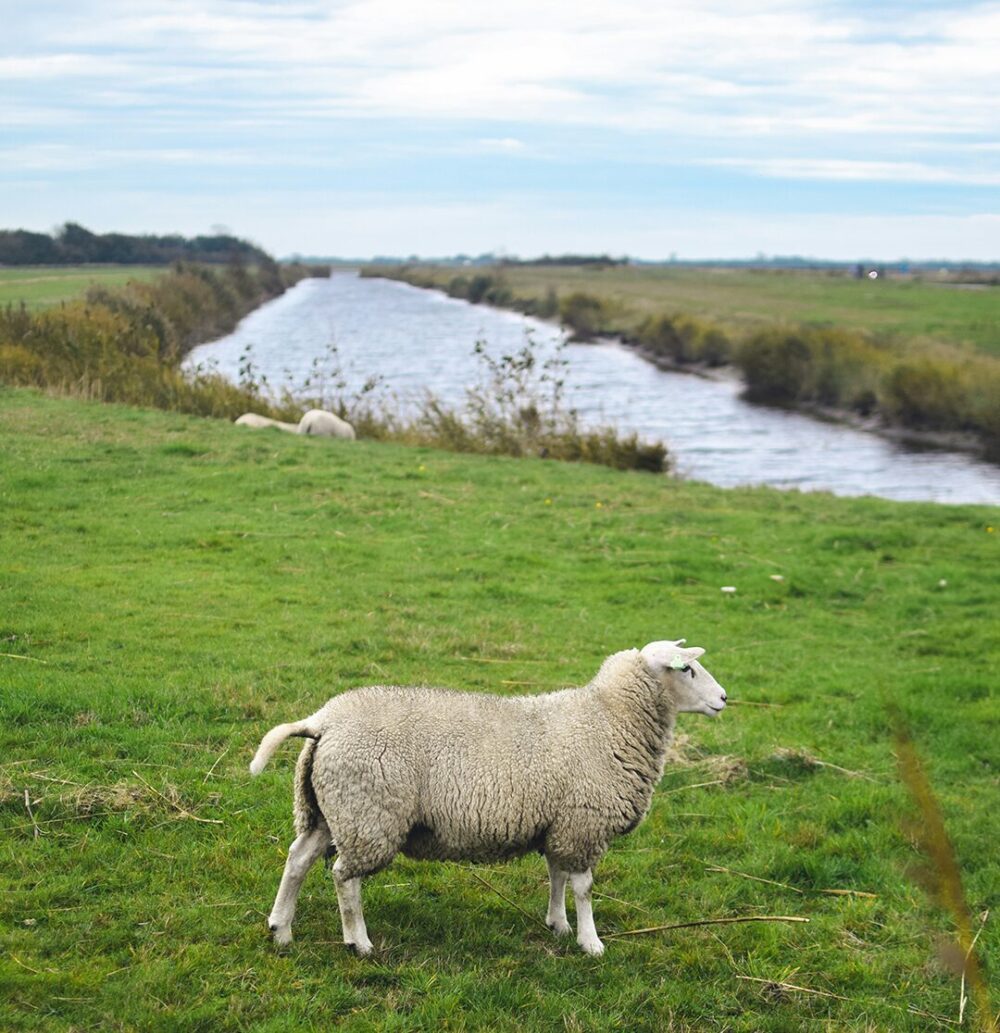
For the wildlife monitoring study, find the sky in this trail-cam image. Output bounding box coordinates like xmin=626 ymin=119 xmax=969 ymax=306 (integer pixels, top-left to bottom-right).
xmin=3 ymin=0 xmax=999 ymax=261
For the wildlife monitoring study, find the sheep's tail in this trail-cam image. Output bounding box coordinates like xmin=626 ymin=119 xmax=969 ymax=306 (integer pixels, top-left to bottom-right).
xmin=249 ymin=714 xmax=323 ymax=775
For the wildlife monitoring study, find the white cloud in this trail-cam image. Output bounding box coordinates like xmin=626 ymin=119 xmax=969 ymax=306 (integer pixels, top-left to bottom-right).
xmin=13 ymin=0 xmax=1000 ymax=138
xmin=704 ymin=158 xmax=1000 ymax=187
xmin=5 ymin=0 xmax=1000 ymax=257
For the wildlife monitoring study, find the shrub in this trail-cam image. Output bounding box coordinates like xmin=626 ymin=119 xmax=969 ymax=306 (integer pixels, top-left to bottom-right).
xmin=738 ymin=329 xmax=814 ymax=404
xmin=637 ymin=314 xmax=732 ymax=366
xmin=0 ymin=263 xmax=320 ymax=421
xmin=878 ymin=358 xmax=970 ymax=432
xmin=559 ymin=292 xmax=608 ymax=341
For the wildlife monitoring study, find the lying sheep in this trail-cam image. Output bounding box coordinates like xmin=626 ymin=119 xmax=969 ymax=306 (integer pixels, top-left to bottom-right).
xmin=250 ymin=639 xmax=726 ymax=956
xmin=234 ymin=412 xmax=299 ymax=433
xmin=297 ymin=408 xmax=356 ymax=439
xmin=234 ymin=409 xmax=356 ymax=440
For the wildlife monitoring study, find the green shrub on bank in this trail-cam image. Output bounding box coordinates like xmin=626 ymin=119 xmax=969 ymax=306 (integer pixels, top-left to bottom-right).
xmin=0 ymin=261 xmax=322 ymax=421
xmin=637 ymin=313 xmax=733 ymax=367
xmin=559 ymin=291 xmax=613 ymax=341
xmin=737 ymin=326 xmax=1000 ymax=453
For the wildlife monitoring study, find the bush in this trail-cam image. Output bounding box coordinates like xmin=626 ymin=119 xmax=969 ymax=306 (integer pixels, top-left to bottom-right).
xmin=737 ymin=327 xmax=887 ymax=411
xmin=559 ymin=292 xmax=609 ymax=341
xmin=738 ymin=329 xmax=814 ymax=404
xmin=637 ymin=314 xmax=733 ymax=366
xmin=878 ymin=358 xmax=970 ymax=432
xmin=0 ymin=263 xmax=321 ymax=420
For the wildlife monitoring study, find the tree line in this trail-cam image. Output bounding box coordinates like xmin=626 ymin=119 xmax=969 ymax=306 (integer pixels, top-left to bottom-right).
xmin=0 ymin=222 xmax=271 ymax=266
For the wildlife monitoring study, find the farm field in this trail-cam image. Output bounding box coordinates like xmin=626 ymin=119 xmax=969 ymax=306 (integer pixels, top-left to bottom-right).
xmin=406 ymin=264 xmax=1000 ymax=356
xmin=1 ymin=388 xmax=997 ymax=1032
xmin=0 ymin=266 xmax=162 ymax=310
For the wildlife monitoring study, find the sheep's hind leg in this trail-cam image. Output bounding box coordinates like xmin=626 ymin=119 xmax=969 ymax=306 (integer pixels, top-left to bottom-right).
xmin=268 ymin=824 xmax=331 ymax=945
xmin=332 ymin=858 xmax=373 ymax=956
xmin=545 ymin=856 xmax=571 ymax=936
xmin=570 ymin=870 xmax=604 ymax=956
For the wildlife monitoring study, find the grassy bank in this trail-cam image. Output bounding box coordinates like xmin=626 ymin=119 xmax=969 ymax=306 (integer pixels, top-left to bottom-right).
xmin=0 ymin=267 xmax=164 ymax=311
xmin=386 ymin=264 xmax=999 ymax=356
xmin=2 ymin=389 xmax=997 ymax=1032
xmin=372 ymin=264 xmax=1000 ymax=460
xmin=0 ymin=260 xmax=326 ymax=422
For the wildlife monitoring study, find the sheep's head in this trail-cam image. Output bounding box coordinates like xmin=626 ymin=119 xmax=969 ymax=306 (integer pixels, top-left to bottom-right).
xmin=640 ymin=639 xmax=727 ymax=717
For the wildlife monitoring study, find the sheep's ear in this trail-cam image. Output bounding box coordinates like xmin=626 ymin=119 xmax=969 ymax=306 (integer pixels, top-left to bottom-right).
xmin=640 ymin=640 xmax=705 ymax=672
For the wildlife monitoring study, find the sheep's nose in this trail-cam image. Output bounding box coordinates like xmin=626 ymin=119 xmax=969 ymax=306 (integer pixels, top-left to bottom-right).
xmin=721 ymin=690 xmax=727 ymax=701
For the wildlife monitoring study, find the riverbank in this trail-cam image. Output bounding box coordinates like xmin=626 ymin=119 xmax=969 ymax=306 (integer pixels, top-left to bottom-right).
xmin=2 ymin=388 xmax=996 ymax=1032
xmin=0 ymin=260 xmax=329 ymax=421
xmin=367 ymin=264 xmax=1000 ymax=463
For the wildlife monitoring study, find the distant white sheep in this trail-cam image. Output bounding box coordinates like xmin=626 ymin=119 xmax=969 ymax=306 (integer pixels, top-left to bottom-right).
xmin=250 ymin=640 xmax=727 ymax=956
xmin=234 ymin=409 xmax=356 ymax=440
xmin=234 ymin=413 xmax=299 ymax=433
xmin=297 ymin=409 xmax=356 ymax=439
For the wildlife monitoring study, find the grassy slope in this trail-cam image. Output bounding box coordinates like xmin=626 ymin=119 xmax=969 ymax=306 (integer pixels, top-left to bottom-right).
xmin=0 ymin=267 xmax=162 ymax=310
xmin=431 ymin=265 xmax=1000 ymax=356
xmin=1 ymin=389 xmax=997 ymax=1032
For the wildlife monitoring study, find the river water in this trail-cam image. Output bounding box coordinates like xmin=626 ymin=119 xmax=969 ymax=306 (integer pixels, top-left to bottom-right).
xmin=185 ymin=271 xmax=1000 ymax=505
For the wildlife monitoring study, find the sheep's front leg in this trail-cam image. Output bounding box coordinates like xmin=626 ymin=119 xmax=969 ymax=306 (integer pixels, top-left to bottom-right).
xmin=570 ymin=870 xmax=604 ymax=956
xmin=545 ymin=856 xmax=571 ymax=936
xmin=268 ymin=825 xmax=331 ymax=945
xmin=332 ymin=858 xmax=373 ymax=956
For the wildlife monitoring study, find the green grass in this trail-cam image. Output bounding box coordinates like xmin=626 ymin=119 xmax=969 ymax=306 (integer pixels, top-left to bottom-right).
xmin=0 ymin=266 xmax=162 ymax=310
xmin=1 ymin=388 xmax=997 ymax=1032
xmin=411 ymin=264 xmax=1000 ymax=356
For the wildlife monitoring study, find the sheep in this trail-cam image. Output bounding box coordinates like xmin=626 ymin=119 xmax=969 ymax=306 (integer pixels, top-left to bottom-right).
xmin=297 ymin=408 xmax=356 ymax=439
xmin=234 ymin=413 xmax=299 ymax=433
xmin=249 ymin=639 xmax=727 ymax=957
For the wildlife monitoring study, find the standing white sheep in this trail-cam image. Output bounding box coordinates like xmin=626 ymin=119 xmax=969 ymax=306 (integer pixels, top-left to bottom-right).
xmin=250 ymin=640 xmax=727 ymax=956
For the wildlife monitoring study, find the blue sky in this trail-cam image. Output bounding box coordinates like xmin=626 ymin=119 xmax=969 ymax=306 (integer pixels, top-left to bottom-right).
xmin=3 ymin=0 xmax=998 ymax=260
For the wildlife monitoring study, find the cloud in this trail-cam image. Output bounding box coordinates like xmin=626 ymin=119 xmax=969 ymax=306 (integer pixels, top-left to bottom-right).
xmin=4 ymin=0 xmax=999 ymax=257
xmin=704 ymin=158 xmax=1000 ymax=187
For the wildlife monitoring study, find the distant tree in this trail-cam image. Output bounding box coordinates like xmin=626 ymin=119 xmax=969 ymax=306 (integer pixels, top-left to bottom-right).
xmin=0 ymin=223 xmax=274 ymax=266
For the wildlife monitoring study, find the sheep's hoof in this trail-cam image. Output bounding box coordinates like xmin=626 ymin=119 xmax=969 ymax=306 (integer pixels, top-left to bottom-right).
xmin=346 ymin=939 xmax=373 ymax=957
xmin=579 ymin=937 xmax=605 ymax=957
xmin=270 ymin=924 xmax=293 ymax=946
xmin=547 ymin=919 xmax=572 ymax=937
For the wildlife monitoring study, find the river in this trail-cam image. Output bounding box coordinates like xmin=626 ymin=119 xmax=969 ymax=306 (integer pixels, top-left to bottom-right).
xmin=185 ymin=271 xmax=1000 ymax=505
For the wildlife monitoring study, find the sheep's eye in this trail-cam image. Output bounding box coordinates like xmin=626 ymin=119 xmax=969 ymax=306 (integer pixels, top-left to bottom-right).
xmin=680 ymin=664 xmax=692 ymax=675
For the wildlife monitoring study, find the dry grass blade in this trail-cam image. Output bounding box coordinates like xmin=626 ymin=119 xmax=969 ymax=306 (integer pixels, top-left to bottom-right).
xmin=604 ymin=915 xmax=809 ymax=939
xmin=891 ymin=711 xmax=996 ymax=1033
xmin=23 ymin=789 xmax=41 ymax=839
xmin=130 ymin=770 xmax=223 ymax=825
xmin=202 ymin=748 xmax=229 ymax=783
xmin=961 ymin=911 xmax=990 ymax=1027
xmin=770 ymin=747 xmax=881 ymax=783
xmin=736 ymin=974 xmax=848 ymax=1001
xmin=662 ymin=779 xmax=725 ymax=795
xmin=462 ymin=869 xmax=550 ymax=931
xmin=705 ymin=864 xmax=804 ymax=894
xmin=1 ymin=652 xmax=49 ymax=664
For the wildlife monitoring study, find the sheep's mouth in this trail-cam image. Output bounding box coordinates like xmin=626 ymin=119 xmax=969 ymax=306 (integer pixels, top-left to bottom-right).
xmin=707 ymin=704 xmax=725 ymax=713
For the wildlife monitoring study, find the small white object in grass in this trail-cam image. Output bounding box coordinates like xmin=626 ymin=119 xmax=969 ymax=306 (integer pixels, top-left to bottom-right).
xmin=938 ymin=579 xmax=948 ymax=588
xmin=769 ymin=574 xmax=784 ymax=582
xmin=721 ymin=586 xmax=737 ymax=594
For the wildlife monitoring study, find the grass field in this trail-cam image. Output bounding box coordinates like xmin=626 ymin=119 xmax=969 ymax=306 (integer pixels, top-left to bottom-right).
xmin=0 ymin=266 xmax=162 ymax=311
xmin=409 ymin=265 xmax=1000 ymax=356
xmin=1 ymin=388 xmax=997 ymax=1031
